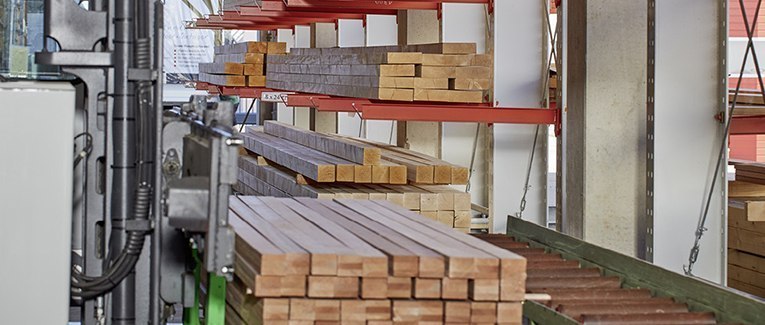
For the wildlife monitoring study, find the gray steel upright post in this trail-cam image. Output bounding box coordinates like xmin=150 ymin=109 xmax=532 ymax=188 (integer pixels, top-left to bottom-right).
xmin=150 ymin=1 xmax=164 ymax=323
xmin=111 ymin=0 xmax=137 ymax=323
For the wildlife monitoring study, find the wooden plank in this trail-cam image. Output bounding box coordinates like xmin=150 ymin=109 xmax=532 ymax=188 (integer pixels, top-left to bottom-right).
xmin=243 ymin=64 xmax=265 ymax=76
xmin=307 ymin=276 xmax=359 ymax=298
xmin=238 ymin=196 xmax=343 ymax=275
xmin=450 ymin=78 xmax=492 ymax=90
xmin=243 ymin=129 xmax=341 ymax=182
xmin=470 ymin=302 xmax=498 ymax=323
xmin=729 ymin=278 xmax=765 ymax=297
xmin=215 ymin=52 xmax=265 ymax=64
xmin=392 ymin=301 xmax=444 ymax=322
xmin=421 ymin=54 xmax=472 ymax=66
xmin=387 ymin=276 xmax=413 ymax=298
xmin=729 ymin=226 xmax=765 ymax=257
xmin=199 ymin=73 xmax=246 ymax=87
xmin=437 ymin=210 xmax=455 ymax=227
xmin=497 ymin=302 xmax=523 ymax=324
xmin=233 ymin=253 xmax=306 ymax=297
xmin=316 ymin=199 xmax=446 ymax=278
xmin=729 ymin=249 xmax=765 ymax=274
xmin=299 ymin=198 xmax=423 ymax=277
xmin=336 ymin=199 xmax=495 ymax=279
xmin=229 ymin=198 xmax=310 ymax=275
xmin=730 ymin=200 xmax=765 ymax=233
xmin=370 ymin=200 xmax=526 ymax=300
xmin=408 ymin=43 xmax=477 ymax=54
xmin=728 ymin=264 xmax=765 ymax=292
xmin=441 ymin=277 xmax=469 ymax=300
xmin=470 ymin=278 xmax=500 ymax=301
xmin=289 ymin=299 xmax=341 ymax=321
xmin=454 ymin=210 xmax=472 ymax=228
xmin=444 ymin=301 xmax=471 ymax=323
xmin=280 ymin=197 xmax=388 ymax=277
xmin=413 ymin=77 xmax=450 ymax=89
xmin=455 ymin=66 xmax=492 ymax=79
xmin=248 ymin=75 xmax=267 ymax=87
xmin=414 ymin=278 xmax=441 ymax=299
xmin=413 ymin=89 xmax=485 ymax=103
xmin=360 ymin=277 xmax=388 ymax=299
xmin=264 ymin=121 xmax=381 ymax=165
xmin=227 ymin=280 xmax=290 ymax=322
xmin=199 ymin=62 xmax=243 ymax=75
xmin=415 ymin=66 xmax=456 ymax=78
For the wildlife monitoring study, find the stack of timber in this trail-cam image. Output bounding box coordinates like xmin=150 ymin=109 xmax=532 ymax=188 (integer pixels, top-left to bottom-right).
xmin=235 ymin=122 xmax=474 ymax=231
xmin=266 ymin=43 xmax=491 ymax=103
xmin=198 ymin=42 xmax=287 ymax=87
xmin=728 ymin=89 xmax=765 ymax=117
xmin=728 ymin=180 xmax=765 ymax=298
xmin=226 ymin=196 xmax=526 ymax=325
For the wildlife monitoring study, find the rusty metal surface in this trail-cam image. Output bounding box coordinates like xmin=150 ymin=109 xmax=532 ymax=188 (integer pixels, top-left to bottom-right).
xmin=475 ymin=234 xmax=727 ymax=324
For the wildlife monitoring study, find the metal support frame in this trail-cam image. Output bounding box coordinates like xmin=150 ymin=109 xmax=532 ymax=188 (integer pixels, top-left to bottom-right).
xmin=648 ymin=0 xmax=727 ymax=282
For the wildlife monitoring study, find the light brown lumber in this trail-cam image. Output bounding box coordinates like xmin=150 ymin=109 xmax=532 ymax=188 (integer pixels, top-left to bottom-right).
xmin=414 ymin=278 xmax=441 ymax=299
xmin=387 ymin=277 xmax=413 ymax=298
xmin=354 ymin=165 xmax=373 ymax=183
xmin=729 ymin=181 xmax=765 ymax=200
xmin=728 ymin=249 xmax=765 ymax=274
xmin=233 ymin=253 xmax=306 ymax=297
xmin=254 ymin=197 xmax=365 ymax=276
xmin=360 ymin=277 xmax=388 ymax=299
xmin=307 ymin=276 xmax=359 ymax=298
xmin=215 ymin=52 xmax=265 ymax=64
xmin=237 ymin=196 xmax=340 ymax=275
xmin=315 ymin=199 xmax=446 ymax=278
xmin=729 ymin=278 xmax=765 ymax=299
xmin=243 ymin=64 xmax=265 ymax=76
xmin=497 ymin=302 xmax=523 ymax=324
xmin=264 ymin=121 xmax=381 ymax=165
xmin=289 ymin=299 xmax=341 ymax=321
xmin=414 ymin=89 xmax=485 ymax=103
xmin=408 ymin=43 xmax=477 ymax=54
xmin=371 ymin=185 xmax=406 ymax=207
xmin=442 ymin=277 xmax=469 ymax=300
xmin=336 ymin=199 xmax=494 ymax=279
xmin=421 ymin=54 xmax=472 ymax=66
xmin=729 ymin=263 xmax=765 ymax=285
xmin=470 ymin=54 xmax=493 ymax=67
xmin=392 ymin=301 xmax=444 ymax=322
xmin=341 ymin=300 xmax=391 ymax=322
xmin=277 ymin=197 xmax=388 ymax=277
xmin=296 ymin=197 xmax=419 ymax=277
xmin=218 ymin=41 xmax=287 ymax=54
xmin=350 ymin=184 xmax=388 ymax=201
xmin=344 ymin=135 xmax=468 ymax=184
xmin=199 ymin=62 xmax=243 ymax=75
xmin=247 ymin=75 xmax=267 ymax=87
xmin=243 ymin=130 xmax=336 ymax=182
xmin=229 ymin=198 xmax=310 ymax=275
xmin=370 ymin=200 xmax=526 ymax=300
xmin=370 ymin=164 xmax=391 ymax=184
xmin=730 ymin=200 xmax=765 ymax=232
xmin=444 ymin=301 xmax=471 ymax=323
xmin=456 ymin=66 xmax=492 ymax=79
xmin=450 ymin=78 xmax=492 ymax=90
xmin=471 ymin=302 xmax=498 ymax=323
xmin=416 ymin=65 xmax=456 ymax=79
xmin=199 ymin=73 xmax=245 ymax=87
xmin=227 ymin=280 xmax=290 ymax=322
xmin=401 ymin=185 xmax=438 ymax=211
xmin=229 ymin=214 xmax=286 ymax=277
xmin=437 ymin=210 xmax=455 ymax=227
xmin=454 ymin=210 xmax=472 ymax=228
xmin=413 ymin=77 xmax=450 ymax=89
xmin=470 ymin=278 xmax=500 ymax=301
xmin=729 ymin=227 xmax=765 ymax=257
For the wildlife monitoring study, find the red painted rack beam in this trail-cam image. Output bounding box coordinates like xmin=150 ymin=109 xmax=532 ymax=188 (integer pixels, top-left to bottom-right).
xmin=362 ymin=104 xmax=556 ymax=125
xmin=730 ymin=115 xmax=765 ymax=135
xmin=194 ymin=82 xmax=556 ymax=125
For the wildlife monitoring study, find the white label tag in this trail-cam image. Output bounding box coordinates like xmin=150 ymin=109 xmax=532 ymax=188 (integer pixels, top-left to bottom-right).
xmin=261 ymin=92 xmax=294 ymax=103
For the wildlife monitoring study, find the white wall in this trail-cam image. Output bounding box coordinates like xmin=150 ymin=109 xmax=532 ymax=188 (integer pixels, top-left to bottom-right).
xmin=337 ymin=19 xmax=366 ymax=136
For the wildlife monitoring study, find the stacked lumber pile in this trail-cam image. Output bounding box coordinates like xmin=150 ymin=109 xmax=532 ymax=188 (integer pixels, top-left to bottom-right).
xmin=198 ymin=42 xmax=287 ymax=87
xmin=735 ymin=161 xmax=765 ymax=185
xmin=266 ymin=43 xmax=492 ymax=103
xmin=728 ymin=180 xmax=765 ymax=298
xmin=226 ymin=196 xmax=526 ymax=325
xmin=235 ymin=122 xmax=474 ymax=231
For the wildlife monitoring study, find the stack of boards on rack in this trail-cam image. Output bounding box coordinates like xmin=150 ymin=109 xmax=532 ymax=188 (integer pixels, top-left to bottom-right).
xmin=266 ymin=43 xmax=492 ymax=103
xmin=198 ymin=42 xmax=287 ymax=87
xmin=728 ymin=161 xmax=765 ymax=297
xmin=226 ymin=196 xmax=526 ymax=325
xmin=234 ymin=121 xmax=475 ymax=231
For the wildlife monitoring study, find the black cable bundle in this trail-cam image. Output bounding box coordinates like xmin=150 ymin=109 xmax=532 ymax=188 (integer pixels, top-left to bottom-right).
xmin=71 ymin=185 xmax=151 ymax=300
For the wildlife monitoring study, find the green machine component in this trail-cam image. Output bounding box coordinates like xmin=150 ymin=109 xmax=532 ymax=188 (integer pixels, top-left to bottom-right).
xmin=185 ymin=248 xmax=227 ymax=325
xmin=506 ymin=217 xmax=765 ymax=325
